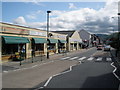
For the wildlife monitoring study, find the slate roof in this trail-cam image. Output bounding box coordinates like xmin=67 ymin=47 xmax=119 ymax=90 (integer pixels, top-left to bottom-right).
xmin=52 ymin=30 xmax=75 ymax=37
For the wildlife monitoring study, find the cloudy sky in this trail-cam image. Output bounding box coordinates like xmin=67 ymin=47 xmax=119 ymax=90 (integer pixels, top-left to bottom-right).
xmin=2 ymin=0 xmax=118 ymax=34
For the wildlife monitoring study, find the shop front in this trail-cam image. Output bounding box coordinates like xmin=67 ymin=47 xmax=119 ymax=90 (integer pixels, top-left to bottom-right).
xmin=70 ymin=43 xmax=74 ymax=51
xmin=47 ymin=39 xmax=58 ymax=54
xmin=74 ymin=42 xmax=77 ymax=50
xmin=58 ymin=39 xmax=67 ymax=53
xmin=69 ymin=38 xmax=76 ymax=51
xmin=2 ymin=36 xmax=30 ymax=61
xmin=31 ymin=38 xmax=47 ymax=57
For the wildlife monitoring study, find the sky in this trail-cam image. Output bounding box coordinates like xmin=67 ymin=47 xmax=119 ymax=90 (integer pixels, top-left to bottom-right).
xmin=2 ymin=0 xmax=118 ymax=34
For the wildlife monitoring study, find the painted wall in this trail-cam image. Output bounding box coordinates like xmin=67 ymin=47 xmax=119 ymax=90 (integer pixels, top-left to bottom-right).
xmin=69 ymin=31 xmax=82 ymax=51
xmin=71 ymin=31 xmax=82 ymax=42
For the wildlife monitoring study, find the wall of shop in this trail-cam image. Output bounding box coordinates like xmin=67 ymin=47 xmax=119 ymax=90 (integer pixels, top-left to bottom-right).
xmin=49 ymin=32 xmax=67 ymax=54
xmin=0 ymin=22 xmax=67 ymax=61
xmin=68 ymin=31 xmax=82 ymax=51
xmin=1 ymin=23 xmax=47 ymax=61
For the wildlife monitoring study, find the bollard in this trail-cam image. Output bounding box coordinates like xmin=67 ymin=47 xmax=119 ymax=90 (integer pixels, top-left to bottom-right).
xmin=62 ymin=50 xmax=64 ymax=56
xmin=41 ymin=52 xmax=42 ymax=61
xmin=31 ymin=50 xmax=34 ymax=63
xmin=32 ymin=56 xmax=33 ymax=63
xmin=19 ymin=53 xmax=22 ymax=66
xmin=41 ymin=55 xmax=42 ymax=61
xmin=65 ymin=50 xmax=67 ymax=56
xmin=20 ymin=60 xmax=21 ymax=66
xmin=47 ymin=52 xmax=49 ymax=59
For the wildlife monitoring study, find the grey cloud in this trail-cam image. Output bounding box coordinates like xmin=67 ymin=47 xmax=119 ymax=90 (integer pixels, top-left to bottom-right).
xmin=13 ymin=0 xmax=118 ymax=34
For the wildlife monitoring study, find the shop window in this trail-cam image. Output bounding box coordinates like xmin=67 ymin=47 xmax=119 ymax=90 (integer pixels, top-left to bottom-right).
xmin=35 ymin=44 xmax=44 ymax=51
xmin=2 ymin=44 xmax=18 ymax=55
xmin=48 ymin=43 xmax=55 ymax=50
xmin=74 ymin=43 xmax=77 ymax=49
xmin=58 ymin=43 xmax=65 ymax=49
xmin=70 ymin=44 xmax=73 ymax=50
xmin=2 ymin=44 xmax=25 ymax=55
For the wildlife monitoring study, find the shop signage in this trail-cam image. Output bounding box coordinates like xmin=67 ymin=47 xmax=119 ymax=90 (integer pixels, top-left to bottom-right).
xmin=70 ymin=38 xmax=82 ymax=43
xmin=3 ymin=27 xmax=29 ymax=34
xmin=29 ymin=31 xmax=47 ymax=37
xmin=57 ymin=35 xmax=66 ymax=39
xmin=52 ymin=34 xmax=66 ymax=39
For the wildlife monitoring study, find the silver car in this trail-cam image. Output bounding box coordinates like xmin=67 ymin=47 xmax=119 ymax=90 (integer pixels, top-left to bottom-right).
xmin=104 ymin=45 xmax=111 ymax=51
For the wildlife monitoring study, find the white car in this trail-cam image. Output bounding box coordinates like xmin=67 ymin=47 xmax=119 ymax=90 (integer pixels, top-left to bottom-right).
xmin=104 ymin=45 xmax=111 ymax=51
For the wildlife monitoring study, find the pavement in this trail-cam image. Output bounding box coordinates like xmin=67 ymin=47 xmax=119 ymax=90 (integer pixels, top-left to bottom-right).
xmin=2 ymin=60 xmax=79 ymax=88
xmin=1 ymin=48 xmax=91 ymax=72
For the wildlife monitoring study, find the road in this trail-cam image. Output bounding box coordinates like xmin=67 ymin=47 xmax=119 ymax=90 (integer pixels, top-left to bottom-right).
xmin=2 ymin=48 xmax=120 ymax=89
xmin=34 ymin=48 xmax=120 ymax=89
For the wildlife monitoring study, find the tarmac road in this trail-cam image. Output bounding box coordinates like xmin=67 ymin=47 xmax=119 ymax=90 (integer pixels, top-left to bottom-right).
xmin=35 ymin=49 xmax=120 ymax=89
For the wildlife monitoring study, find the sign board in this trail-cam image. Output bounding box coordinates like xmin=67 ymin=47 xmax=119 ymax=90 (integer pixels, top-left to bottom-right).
xmin=54 ymin=35 xmax=66 ymax=39
xmin=2 ymin=27 xmax=29 ymax=34
xmin=29 ymin=31 xmax=47 ymax=37
xmin=69 ymin=38 xmax=82 ymax=43
xmin=49 ymin=33 xmax=67 ymax=40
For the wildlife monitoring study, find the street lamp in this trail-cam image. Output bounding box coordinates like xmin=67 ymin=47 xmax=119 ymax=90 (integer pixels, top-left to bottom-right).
xmin=47 ymin=10 xmax=51 ymax=59
xmin=118 ymin=13 xmax=120 ymax=54
xmin=111 ymin=17 xmax=115 ymax=35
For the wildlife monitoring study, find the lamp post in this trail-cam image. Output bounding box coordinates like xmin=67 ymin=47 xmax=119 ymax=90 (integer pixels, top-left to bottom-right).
xmin=47 ymin=11 xmax=51 ymax=59
xmin=118 ymin=13 xmax=120 ymax=55
xmin=111 ymin=17 xmax=115 ymax=34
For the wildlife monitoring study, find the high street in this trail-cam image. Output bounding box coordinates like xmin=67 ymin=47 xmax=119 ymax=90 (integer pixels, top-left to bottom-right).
xmin=2 ymin=48 xmax=120 ymax=89
xmin=1 ymin=2 xmax=120 ymax=90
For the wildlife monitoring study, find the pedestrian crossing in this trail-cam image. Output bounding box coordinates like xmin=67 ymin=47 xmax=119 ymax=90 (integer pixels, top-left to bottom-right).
xmin=96 ymin=57 xmax=102 ymax=62
xmin=60 ymin=56 xmax=112 ymax=62
xmin=106 ymin=58 xmax=112 ymax=62
xmin=87 ymin=57 xmax=94 ymax=61
xmin=61 ymin=57 xmax=70 ymax=60
xmin=78 ymin=57 xmax=86 ymax=61
xmin=69 ymin=57 xmax=78 ymax=60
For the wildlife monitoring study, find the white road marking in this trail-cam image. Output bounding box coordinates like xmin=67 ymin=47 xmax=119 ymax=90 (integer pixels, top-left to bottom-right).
xmin=44 ymin=76 xmax=53 ymax=87
xmin=69 ymin=57 xmax=78 ymax=60
xmin=3 ymin=71 xmax=8 ymax=73
xmin=61 ymin=57 xmax=70 ymax=60
xmin=96 ymin=57 xmax=102 ymax=61
xmin=43 ymin=63 xmax=79 ymax=88
xmin=106 ymin=58 xmax=112 ymax=62
xmin=87 ymin=57 xmax=94 ymax=61
xmin=34 ymin=87 xmax=44 ymax=90
xmin=78 ymin=57 xmax=86 ymax=61
xmin=111 ymin=62 xmax=120 ymax=80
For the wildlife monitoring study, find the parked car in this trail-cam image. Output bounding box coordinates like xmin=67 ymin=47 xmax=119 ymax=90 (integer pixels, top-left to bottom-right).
xmin=104 ymin=45 xmax=111 ymax=51
xmin=97 ymin=45 xmax=103 ymax=50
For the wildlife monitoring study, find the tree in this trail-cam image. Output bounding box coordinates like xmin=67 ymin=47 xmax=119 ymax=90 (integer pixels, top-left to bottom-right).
xmin=107 ymin=33 xmax=119 ymax=49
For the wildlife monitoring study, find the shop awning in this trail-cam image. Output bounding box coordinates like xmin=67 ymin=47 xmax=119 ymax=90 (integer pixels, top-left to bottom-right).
xmin=2 ymin=36 xmax=30 ymax=44
xmin=32 ymin=38 xmax=47 ymax=43
xmin=48 ymin=39 xmax=58 ymax=43
xmin=58 ymin=40 xmax=67 ymax=43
